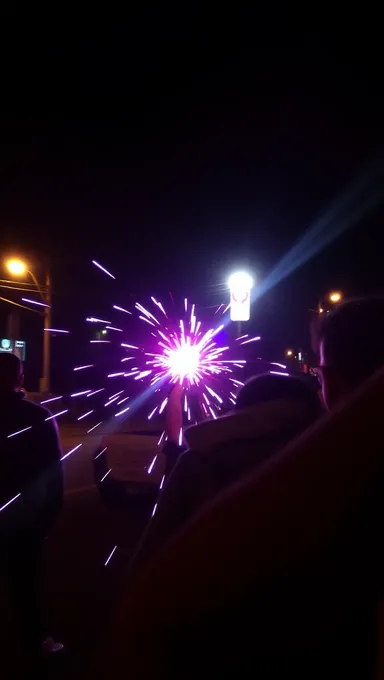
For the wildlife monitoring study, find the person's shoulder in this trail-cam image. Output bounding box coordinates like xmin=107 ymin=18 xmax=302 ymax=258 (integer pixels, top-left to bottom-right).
xmin=174 ymin=447 xmax=206 ymax=475
xmin=21 ymin=398 xmax=52 ymax=423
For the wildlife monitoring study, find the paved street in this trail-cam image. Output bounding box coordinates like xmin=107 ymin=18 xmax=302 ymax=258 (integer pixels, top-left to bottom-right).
xmin=1 ymin=419 xmax=164 ymax=678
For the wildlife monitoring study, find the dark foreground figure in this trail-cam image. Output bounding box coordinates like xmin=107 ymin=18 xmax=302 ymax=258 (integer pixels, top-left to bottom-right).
xmin=103 ymin=298 xmax=384 ymax=678
xmin=0 ymin=354 xmax=64 ymax=675
xmin=133 ymin=372 xmax=322 ymax=571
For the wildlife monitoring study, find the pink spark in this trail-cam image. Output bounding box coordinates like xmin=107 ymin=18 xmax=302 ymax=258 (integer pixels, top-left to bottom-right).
xmin=40 ymin=395 xmax=63 ymax=404
xmin=115 ymin=405 xmax=130 ymax=417
xmin=87 ymin=422 xmax=103 ymax=433
xmin=134 ymin=370 xmax=152 ymax=380
xmin=61 ymin=443 xmax=82 ymax=462
xmin=22 ymin=298 xmax=50 ymax=308
xmin=139 ymin=315 xmax=156 ymax=327
xmin=45 ymin=410 xmax=68 ymax=421
xmin=147 ymin=455 xmax=157 ymax=474
xmin=71 ymin=390 xmax=91 ymax=397
xmin=116 ymin=396 xmax=129 ymax=405
xmin=94 ymin=446 xmax=107 ymax=460
xmin=104 ymin=545 xmax=117 ymax=566
xmin=159 ymin=398 xmax=168 ymax=414
xmin=87 ymin=388 xmax=105 ymax=397
xmin=73 ymin=364 xmax=94 ymax=371
xmin=240 ymin=336 xmax=261 ymax=345
xmin=92 ymin=260 xmax=116 ymax=279
xmin=0 ymin=493 xmax=21 ymax=512
xmin=270 ymin=370 xmax=290 ymax=376
xmin=44 ymin=328 xmax=70 ymax=334
xmin=77 ymin=410 xmax=94 ymax=420
xmin=8 ymin=426 xmax=32 ymax=438
xmin=100 ymin=469 xmax=112 ymax=482
xmin=105 ymin=395 xmax=121 ymax=406
xmin=106 ymin=326 xmax=123 ymax=332
xmin=86 ymin=317 xmax=111 ymax=324
xmin=113 ymin=305 xmax=131 ymax=314
xmin=109 ymin=390 xmax=124 ymax=400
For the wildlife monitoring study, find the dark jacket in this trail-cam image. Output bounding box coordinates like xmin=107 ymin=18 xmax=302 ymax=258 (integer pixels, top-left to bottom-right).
xmin=108 ymin=368 xmax=384 ymax=680
xmin=0 ymin=391 xmax=63 ymax=541
xmin=132 ymin=398 xmax=319 ymax=570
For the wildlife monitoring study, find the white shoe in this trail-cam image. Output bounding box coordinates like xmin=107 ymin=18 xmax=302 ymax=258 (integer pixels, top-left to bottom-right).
xmin=42 ymin=637 xmax=64 ymax=653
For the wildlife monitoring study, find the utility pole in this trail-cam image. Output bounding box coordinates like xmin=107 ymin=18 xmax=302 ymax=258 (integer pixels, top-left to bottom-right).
xmin=6 ymin=309 xmax=20 ymax=347
xmin=40 ymin=269 xmax=52 ymax=394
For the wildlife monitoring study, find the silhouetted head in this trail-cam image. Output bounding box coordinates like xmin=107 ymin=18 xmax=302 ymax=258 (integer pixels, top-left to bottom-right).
xmin=236 ymin=372 xmax=321 ymax=420
xmin=318 ymin=298 xmax=384 ymax=409
xmin=0 ymin=353 xmax=23 ymax=393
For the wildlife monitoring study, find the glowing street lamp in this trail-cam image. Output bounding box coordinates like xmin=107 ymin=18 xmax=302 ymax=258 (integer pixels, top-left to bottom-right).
xmin=329 ymin=291 xmax=343 ymax=304
xmin=6 ymin=259 xmax=27 ymax=276
xmin=285 ymin=348 xmax=294 ymax=357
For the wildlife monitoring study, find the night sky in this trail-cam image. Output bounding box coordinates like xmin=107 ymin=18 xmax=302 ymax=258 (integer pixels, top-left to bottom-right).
xmin=0 ymin=18 xmax=383 ymax=388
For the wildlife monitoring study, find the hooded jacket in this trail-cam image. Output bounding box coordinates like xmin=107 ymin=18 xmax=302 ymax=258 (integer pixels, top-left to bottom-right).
xmin=132 ymin=397 xmax=319 ymax=570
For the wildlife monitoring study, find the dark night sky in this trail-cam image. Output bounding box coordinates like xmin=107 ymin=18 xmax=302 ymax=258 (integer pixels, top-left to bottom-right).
xmin=0 ymin=16 xmax=383 ymax=386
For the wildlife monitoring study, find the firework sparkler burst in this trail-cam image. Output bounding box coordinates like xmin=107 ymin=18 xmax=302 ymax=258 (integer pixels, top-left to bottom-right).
xmin=145 ymin=320 xmax=233 ymax=390
xmin=110 ymin=296 xmax=256 ymax=423
xmin=79 ymin=287 xmax=263 ymax=427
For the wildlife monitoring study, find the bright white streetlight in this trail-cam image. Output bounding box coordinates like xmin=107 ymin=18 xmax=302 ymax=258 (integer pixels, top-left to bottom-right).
xmin=228 ymin=271 xmax=253 ymax=290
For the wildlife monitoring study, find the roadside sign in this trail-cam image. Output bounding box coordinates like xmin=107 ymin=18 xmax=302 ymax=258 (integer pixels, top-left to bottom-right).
xmin=0 ymin=338 xmax=26 ymax=361
xmin=15 ymin=340 xmax=26 ymax=361
xmin=0 ymin=338 xmax=13 ymax=352
xmin=228 ymin=273 xmax=253 ymax=322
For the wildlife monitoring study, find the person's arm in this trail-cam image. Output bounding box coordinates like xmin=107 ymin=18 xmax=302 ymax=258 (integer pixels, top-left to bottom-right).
xmin=130 ymin=450 xmax=198 ymax=574
xmin=162 ymin=382 xmax=186 ymax=475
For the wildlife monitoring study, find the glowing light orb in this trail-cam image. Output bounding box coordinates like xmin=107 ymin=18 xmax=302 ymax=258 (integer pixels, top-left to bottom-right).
xmin=6 ymin=258 xmax=27 ymax=276
xmin=228 ymin=271 xmax=253 ymax=290
xmin=166 ymin=342 xmax=201 ymax=382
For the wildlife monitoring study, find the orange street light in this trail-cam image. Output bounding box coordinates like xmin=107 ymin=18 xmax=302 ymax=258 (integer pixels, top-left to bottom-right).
xmin=285 ymin=349 xmax=294 ymax=357
xmin=329 ymin=291 xmax=343 ymax=304
xmin=6 ymin=258 xmax=27 ymax=276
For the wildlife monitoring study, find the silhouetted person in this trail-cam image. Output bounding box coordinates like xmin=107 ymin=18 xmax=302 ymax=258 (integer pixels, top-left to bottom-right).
xmin=110 ymin=299 xmax=384 ymax=678
xmin=317 ymin=296 xmax=384 ymax=407
xmin=0 ymin=354 xmax=64 ymax=669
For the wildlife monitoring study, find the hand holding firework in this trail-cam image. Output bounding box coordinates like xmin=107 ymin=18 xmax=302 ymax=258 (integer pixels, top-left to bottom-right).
xmin=166 ymin=383 xmax=184 ymax=444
